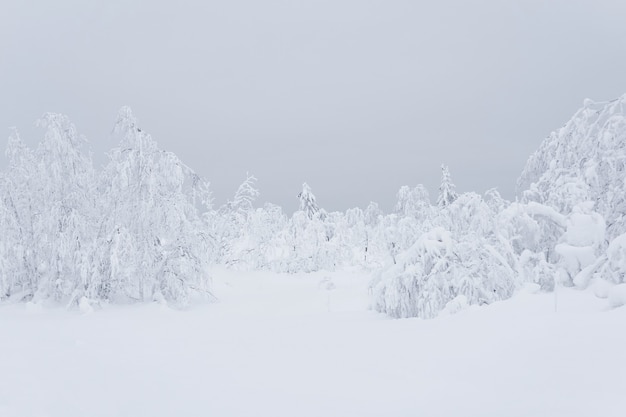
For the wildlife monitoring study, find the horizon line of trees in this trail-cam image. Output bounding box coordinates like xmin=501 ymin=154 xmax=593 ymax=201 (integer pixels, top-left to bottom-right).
xmin=2 ymin=95 xmax=626 ymax=317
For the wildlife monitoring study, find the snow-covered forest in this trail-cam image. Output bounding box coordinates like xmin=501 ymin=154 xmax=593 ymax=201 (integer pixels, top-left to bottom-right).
xmin=1 ymin=96 xmax=626 ymax=318
xmin=2 ymin=97 xmax=626 ymax=417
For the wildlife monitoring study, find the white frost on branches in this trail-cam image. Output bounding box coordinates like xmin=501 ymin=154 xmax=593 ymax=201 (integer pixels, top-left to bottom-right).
xmin=3 ymin=95 xmax=626 ymax=317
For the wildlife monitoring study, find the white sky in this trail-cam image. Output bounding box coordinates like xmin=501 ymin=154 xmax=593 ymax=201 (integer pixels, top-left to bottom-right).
xmin=1 ymin=0 xmax=626 ymax=212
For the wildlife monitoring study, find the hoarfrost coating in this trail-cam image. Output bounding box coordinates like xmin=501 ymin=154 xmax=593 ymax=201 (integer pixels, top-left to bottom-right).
xmin=1 ymin=96 xmax=626 ymax=319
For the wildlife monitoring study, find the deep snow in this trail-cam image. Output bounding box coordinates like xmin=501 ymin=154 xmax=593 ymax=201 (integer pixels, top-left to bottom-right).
xmin=0 ymin=269 xmax=624 ymax=417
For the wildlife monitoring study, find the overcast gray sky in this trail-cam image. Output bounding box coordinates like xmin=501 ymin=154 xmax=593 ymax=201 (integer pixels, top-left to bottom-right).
xmin=1 ymin=0 xmax=625 ymax=212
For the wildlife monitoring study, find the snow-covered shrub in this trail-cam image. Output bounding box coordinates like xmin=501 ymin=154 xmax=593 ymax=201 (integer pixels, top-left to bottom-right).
xmin=370 ymin=187 xmax=569 ymax=319
xmin=372 ymin=225 xmax=517 ymax=319
xmin=555 ymin=202 xmax=606 ymax=288
xmin=600 ymin=233 xmax=626 ymax=284
xmin=607 ymin=284 xmax=626 ymax=308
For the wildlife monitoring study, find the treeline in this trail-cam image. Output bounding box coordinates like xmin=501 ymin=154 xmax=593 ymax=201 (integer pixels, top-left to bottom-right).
xmin=1 ymin=96 xmax=626 ymax=316
xmin=0 ymin=108 xmax=211 ymax=307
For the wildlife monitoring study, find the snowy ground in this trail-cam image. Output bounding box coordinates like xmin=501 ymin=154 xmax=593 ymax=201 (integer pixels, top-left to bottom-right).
xmin=1 ymin=269 xmax=624 ymax=417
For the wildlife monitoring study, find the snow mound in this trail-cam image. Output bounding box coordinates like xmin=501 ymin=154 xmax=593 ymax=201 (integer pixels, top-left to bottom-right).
xmin=608 ymin=284 xmax=626 ymax=308
xmin=589 ymin=278 xmax=612 ymax=299
xmin=519 ymin=282 xmax=541 ymax=294
xmin=1 ymin=270 xmax=625 ymax=417
xmin=79 ymin=297 xmax=94 ymax=314
xmin=440 ymin=294 xmax=469 ymax=316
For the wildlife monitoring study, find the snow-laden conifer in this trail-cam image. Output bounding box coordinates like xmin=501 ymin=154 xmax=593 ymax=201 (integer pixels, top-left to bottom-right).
xmin=298 ymin=183 xmax=325 ymax=220
xmin=437 ymin=164 xmax=458 ymax=208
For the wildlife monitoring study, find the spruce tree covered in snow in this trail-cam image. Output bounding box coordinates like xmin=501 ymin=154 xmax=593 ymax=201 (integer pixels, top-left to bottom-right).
xmin=298 ymin=183 xmax=325 ymax=220
xmin=231 ymin=173 xmax=260 ymax=214
xmin=437 ymin=164 xmax=458 ymax=208
xmin=215 ymin=174 xmax=260 ymax=266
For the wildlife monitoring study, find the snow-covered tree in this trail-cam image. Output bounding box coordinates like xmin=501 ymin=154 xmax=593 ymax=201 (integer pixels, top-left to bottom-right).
xmin=0 ymin=132 xmax=38 ymax=300
xmin=437 ymin=164 xmax=458 ymax=208
xmin=601 ymin=232 xmax=626 ymax=284
xmin=215 ymin=174 xmax=260 ymax=267
xmin=0 ymin=116 xmax=98 ymax=304
xmin=244 ymin=203 xmax=289 ymax=270
xmin=518 ymin=95 xmax=626 ymax=242
xmin=33 ymin=113 xmax=97 ymax=304
xmin=395 ymin=184 xmax=431 ymax=219
xmin=364 ymin=202 xmax=383 ymax=226
xmin=517 ymin=95 xmax=626 ymax=289
xmin=298 ymin=183 xmax=325 ymax=220
xmin=96 ymin=107 xmax=212 ymax=306
xmin=231 ymin=173 xmax=260 ymax=215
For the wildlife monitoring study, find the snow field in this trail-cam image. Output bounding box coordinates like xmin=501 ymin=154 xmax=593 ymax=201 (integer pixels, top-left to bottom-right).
xmin=1 ymin=269 xmax=624 ymax=417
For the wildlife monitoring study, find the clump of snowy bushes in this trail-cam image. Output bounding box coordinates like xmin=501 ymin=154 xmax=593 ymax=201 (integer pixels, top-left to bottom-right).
xmin=373 ymin=94 xmax=626 ymax=318
xmin=371 ymin=190 xmax=554 ymax=318
xmin=372 ymin=226 xmax=516 ymax=319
